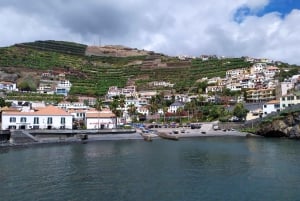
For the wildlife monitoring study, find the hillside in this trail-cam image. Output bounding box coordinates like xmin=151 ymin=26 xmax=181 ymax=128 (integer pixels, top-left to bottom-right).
xmin=0 ymin=40 xmax=293 ymax=97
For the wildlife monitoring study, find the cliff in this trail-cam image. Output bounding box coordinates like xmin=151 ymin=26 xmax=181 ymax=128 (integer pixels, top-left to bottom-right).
xmin=256 ymin=111 xmax=300 ymax=138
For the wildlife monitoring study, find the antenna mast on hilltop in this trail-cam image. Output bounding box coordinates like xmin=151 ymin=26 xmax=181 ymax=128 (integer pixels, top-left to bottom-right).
xmin=98 ymin=35 xmax=101 ymax=47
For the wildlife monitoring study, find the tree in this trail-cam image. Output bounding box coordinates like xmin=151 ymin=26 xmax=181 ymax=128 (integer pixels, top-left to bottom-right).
xmin=66 ymin=95 xmax=79 ymax=103
xmin=233 ymin=103 xmax=248 ymax=121
xmin=95 ymin=98 xmax=103 ymax=111
xmin=0 ymin=97 xmax=5 ymax=107
xmin=127 ymin=103 xmax=137 ymax=116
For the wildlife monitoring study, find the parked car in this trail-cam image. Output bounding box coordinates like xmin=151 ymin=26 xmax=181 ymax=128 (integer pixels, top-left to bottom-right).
xmin=191 ymin=123 xmax=201 ymax=129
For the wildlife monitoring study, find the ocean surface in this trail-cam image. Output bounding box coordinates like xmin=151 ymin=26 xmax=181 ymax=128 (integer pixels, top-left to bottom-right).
xmin=1 ymin=137 xmax=300 ymax=201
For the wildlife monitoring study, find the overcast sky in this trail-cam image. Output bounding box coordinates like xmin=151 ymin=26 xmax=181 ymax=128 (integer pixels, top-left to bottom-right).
xmin=1 ymin=0 xmax=300 ymax=64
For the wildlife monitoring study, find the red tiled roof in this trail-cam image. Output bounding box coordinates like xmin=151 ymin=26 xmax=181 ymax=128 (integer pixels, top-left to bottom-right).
xmin=266 ymin=100 xmax=280 ymax=104
xmin=86 ymin=111 xmax=116 ymax=118
xmin=2 ymin=105 xmax=72 ymax=116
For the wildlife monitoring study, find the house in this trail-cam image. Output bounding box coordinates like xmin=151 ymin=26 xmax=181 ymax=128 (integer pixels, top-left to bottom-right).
xmin=122 ymin=85 xmax=136 ymax=97
xmin=205 ymin=86 xmax=224 ymax=94
xmin=250 ymin=63 xmax=267 ymax=74
xmin=226 ymin=83 xmax=242 ymax=91
xmin=137 ymin=106 xmax=149 ymax=116
xmin=226 ymin=69 xmax=247 ymax=78
xmin=55 ymin=80 xmax=72 ymax=96
xmin=107 ymin=86 xmax=121 ymax=98
xmin=138 ymin=91 xmax=158 ymax=100
xmin=280 ymin=82 xmax=295 ymax=96
xmin=37 ymin=83 xmax=54 ymax=94
xmin=78 ymin=96 xmax=97 ymax=106
xmin=263 ymin=66 xmax=280 ymax=78
xmin=1 ymin=105 xmax=73 ymax=130
xmin=168 ymin=101 xmax=185 ymax=113
xmin=0 ymin=81 xmax=18 ymax=91
xmin=262 ymin=100 xmax=280 ymax=116
xmin=280 ymin=92 xmax=300 ymax=110
xmin=85 ymin=109 xmax=116 ymax=129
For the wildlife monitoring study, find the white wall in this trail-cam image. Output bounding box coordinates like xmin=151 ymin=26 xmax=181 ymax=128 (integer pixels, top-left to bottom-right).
xmin=262 ymin=104 xmax=280 ymax=117
xmin=86 ymin=118 xmax=116 ymax=129
xmin=1 ymin=115 xmax=73 ymax=130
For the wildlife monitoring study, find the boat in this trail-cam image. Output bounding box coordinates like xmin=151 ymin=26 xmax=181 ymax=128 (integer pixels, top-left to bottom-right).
xmin=140 ymin=132 xmax=153 ymax=142
xmin=157 ymin=132 xmax=179 ymax=140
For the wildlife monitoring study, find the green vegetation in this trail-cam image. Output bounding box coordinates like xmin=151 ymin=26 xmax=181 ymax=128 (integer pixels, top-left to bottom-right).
xmin=18 ymin=40 xmax=87 ymax=56
xmin=6 ymin=92 xmax=64 ymax=103
xmin=0 ymin=40 xmax=298 ymax=97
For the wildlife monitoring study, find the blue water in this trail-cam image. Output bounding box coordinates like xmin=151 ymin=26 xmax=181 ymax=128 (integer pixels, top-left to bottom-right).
xmin=1 ymin=137 xmax=300 ymax=201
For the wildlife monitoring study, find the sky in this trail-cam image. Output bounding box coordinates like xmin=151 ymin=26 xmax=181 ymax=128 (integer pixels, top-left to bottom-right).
xmin=1 ymin=0 xmax=300 ymax=64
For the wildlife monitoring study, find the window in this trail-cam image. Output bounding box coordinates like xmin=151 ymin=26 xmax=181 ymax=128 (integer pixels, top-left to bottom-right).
xmin=20 ymin=117 xmax=27 ymax=123
xmin=8 ymin=125 xmax=16 ymax=129
xmin=282 ymin=97 xmax=285 ymax=101
xmin=34 ymin=117 xmax=39 ymax=124
xmin=47 ymin=117 xmax=53 ymax=124
xmin=61 ymin=117 xmax=65 ymax=124
xmin=283 ymin=104 xmax=286 ymax=108
xmin=9 ymin=117 xmax=16 ymax=123
xmin=33 ymin=125 xmax=39 ymax=129
xmin=263 ymin=105 xmax=267 ymax=108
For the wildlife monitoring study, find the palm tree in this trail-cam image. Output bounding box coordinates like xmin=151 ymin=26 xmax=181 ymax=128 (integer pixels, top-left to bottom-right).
xmin=127 ymin=103 xmax=137 ymax=122
xmin=95 ymin=98 xmax=103 ymax=111
xmin=109 ymin=97 xmax=120 ymax=127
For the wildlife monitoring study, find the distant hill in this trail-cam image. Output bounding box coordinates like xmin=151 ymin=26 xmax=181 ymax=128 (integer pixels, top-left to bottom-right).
xmin=0 ymin=40 xmax=297 ymax=97
xmin=86 ymin=45 xmax=152 ymax=57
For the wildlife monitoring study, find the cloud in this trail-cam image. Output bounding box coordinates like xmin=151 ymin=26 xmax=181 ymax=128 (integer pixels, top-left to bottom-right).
xmin=1 ymin=0 xmax=300 ymax=64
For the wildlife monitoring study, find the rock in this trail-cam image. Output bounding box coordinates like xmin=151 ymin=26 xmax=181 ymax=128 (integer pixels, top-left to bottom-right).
xmin=256 ymin=111 xmax=300 ymax=138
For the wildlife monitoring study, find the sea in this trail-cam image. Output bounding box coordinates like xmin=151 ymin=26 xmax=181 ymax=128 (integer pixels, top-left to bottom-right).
xmin=1 ymin=137 xmax=300 ymax=201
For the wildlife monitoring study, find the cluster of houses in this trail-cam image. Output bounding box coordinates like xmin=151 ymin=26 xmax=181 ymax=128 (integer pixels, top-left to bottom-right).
xmin=37 ymin=72 xmax=72 ymax=96
xmin=1 ymin=59 xmax=300 ymax=130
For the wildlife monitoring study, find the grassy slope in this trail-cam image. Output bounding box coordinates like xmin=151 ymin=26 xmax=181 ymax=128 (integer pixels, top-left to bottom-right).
xmin=0 ymin=40 xmax=259 ymax=97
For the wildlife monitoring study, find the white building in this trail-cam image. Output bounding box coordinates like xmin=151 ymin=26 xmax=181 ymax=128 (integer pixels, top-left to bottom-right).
xmin=168 ymin=101 xmax=185 ymax=113
xmin=125 ymin=98 xmax=148 ymax=108
xmin=0 ymin=81 xmax=18 ymax=91
xmin=226 ymin=69 xmax=247 ymax=78
xmin=37 ymin=84 xmax=54 ymax=94
xmin=262 ymin=100 xmax=280 ymax=116
xmin=151 ymin=81 xmax=174 ymax=88
xmin=280 ymin=92 xmax=300 ymax=110
xmin=205 ymin=86 xmax=223 ymax=94
xmin=122 ymin=85 xmax=136 ymax=97
xmin=138 ymin=91 xmax=158 ymax=100
xmin=1 ymin=105 xmax=73 ymax=130
xmin=57 ymin=101 xmax=89 ymax=110
xmin=137 ymin=106 xmax=149 ymax=116
xmin=263 ymin=66 xmax=280 ymax=78
xmin=239 ymin=78 xmax=255 ymax=89
xmin=250 ymin=63 xmax=267 ymax=74
xmin=226 ymin=83 xmax=242 ymax=91
xmin=85 ymin=109 xmax=116 ymax=129
xmin=280 ymin=82 xmax=294 ymax=97
xmin=55 ymin=80 xmax=72 ymax=96
xmin=107 ymin=86 xmax=121 ymax=98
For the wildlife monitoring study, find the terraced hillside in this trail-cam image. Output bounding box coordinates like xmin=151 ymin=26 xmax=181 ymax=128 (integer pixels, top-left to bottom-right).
xmin=0 ymin=40 xmax=258 ymax=96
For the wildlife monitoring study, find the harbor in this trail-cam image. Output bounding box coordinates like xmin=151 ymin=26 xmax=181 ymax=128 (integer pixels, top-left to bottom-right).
xmin=0 ymin=123 xmax=253 ymax=147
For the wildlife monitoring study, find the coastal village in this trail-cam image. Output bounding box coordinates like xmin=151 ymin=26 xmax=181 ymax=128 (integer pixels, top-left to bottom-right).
xmin=1 ymin=54 xmax=300 ymax=134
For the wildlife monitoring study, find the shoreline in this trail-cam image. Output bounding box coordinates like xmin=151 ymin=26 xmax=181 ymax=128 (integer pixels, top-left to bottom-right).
xmin=0 ymin=124 xmax=260 ymax=148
